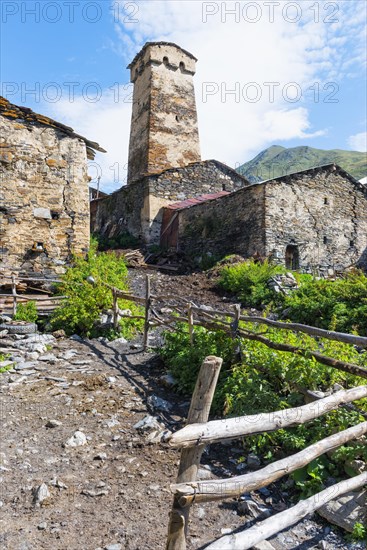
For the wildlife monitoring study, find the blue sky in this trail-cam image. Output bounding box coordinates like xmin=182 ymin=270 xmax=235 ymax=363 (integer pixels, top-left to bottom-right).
xmin=1 ymin=0 xmax=366 ymax=192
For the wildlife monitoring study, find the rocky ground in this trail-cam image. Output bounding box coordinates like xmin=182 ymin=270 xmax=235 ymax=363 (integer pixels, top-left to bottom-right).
xmin=0 ymin=268 xmax=365 ymax=550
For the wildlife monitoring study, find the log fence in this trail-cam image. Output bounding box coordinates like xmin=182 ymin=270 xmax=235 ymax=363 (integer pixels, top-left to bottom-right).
xmin=101 ymin=276 xmax=367 ymax=548
xmin=165 ymin=355 xmax=367 ymax=549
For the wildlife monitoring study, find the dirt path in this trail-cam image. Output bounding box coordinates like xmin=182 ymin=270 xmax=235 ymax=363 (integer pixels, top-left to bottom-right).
xmin=0 ymin=269 xmax=364 ymax=550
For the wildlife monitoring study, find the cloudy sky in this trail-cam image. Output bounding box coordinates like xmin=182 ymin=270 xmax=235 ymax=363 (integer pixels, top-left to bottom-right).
xmin=2 ymin=0 xmax=366 ymax=191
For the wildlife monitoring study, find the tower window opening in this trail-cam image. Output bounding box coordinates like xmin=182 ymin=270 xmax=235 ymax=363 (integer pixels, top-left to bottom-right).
xmin=350 ymin=240 xmax=354 ymax=247
xmin=163 ymin=56 xmax=169 ymax=65
xmin=179 ymin=61 xmax=185 ymax=72
xmin=324 ymin=197 xmax=328 ymax=204
xmin=323 ymin=236 xmax=328 ymax=244
xmin=175 ymin=115 xmax=180 ymax=122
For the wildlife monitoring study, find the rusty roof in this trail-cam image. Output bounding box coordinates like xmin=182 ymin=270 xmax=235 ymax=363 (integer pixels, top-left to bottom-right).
xmin=0 ymin=96 xmax=106 ymax=160
xmin=165 ymin=191 xmax=230 ymax=211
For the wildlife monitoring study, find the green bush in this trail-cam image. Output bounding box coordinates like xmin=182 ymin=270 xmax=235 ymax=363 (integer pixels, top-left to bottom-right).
xmin=51 ymin=241 xmax=143 ymax=338
xmin=93 ymin=232 xmax=140 ymax=251
xmin=14 ymin=301 xmax=38 ymax=323
xmin=284 ymin=270 xmax=367 ymax=333
xmin=218 ymin=259 xmax=286 ymax=307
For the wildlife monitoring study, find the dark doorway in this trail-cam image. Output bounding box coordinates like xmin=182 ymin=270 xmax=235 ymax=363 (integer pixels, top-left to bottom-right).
xmin=285 ymin=245 xmax=300 ymax=270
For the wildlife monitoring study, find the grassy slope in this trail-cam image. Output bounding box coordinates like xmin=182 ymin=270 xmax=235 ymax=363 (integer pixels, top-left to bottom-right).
xmin=237 ymin=145 xmax=367 ymax=182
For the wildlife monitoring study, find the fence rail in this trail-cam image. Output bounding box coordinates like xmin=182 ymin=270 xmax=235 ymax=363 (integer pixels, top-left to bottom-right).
xmin=164 ymin=356 xmax=367 ymax=549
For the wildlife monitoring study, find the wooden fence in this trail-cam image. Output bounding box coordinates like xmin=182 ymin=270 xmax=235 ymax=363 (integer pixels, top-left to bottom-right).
xmin=103 ymin=275 xmax=367 ymax=549
xmin=165 ymin=356 xmax=367 ymax=550
xmin=0 ymin=275 xmax=65 ymax=316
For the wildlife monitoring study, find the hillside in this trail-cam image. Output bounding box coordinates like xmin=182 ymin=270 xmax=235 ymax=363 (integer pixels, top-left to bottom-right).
xmin=237 ymin=145 xmax=367 ymax=183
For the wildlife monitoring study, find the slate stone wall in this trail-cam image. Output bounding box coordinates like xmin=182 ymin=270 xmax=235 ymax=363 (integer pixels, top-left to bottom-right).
xmin=172 ymin=184 xmax=266 ymax=258
xmin=92 ymin=160 xmax=250 ymax=243
xmin=0 ymin=116 xmax=90 ymax=277
xmin=264 ymin=167 xmax=367 ymax=274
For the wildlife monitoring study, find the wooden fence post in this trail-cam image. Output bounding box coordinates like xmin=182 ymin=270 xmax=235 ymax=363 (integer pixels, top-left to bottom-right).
xmin=188 ymin=303 xmax=194 ymax=346
xmin=166 ymin=355 xmax=223 ymax=550
xmin=112 ymin=288 xmax=118 ymax=330
xmin=143 ymin=274 xmax=151 ymax=351
xmin=11 ymin=275 xmax=17 ymax=317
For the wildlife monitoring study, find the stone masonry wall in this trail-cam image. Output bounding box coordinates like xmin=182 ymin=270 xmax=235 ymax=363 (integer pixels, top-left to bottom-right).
xmin=172 ymin=184 xmax=266 ymax=258
xmin=91 ymin=179 xmax=150 ymax=241
xmin=92 ymin=160 xmax=250 ymax=244
xmin=264 ymin=167 xmax=367 ymax=273
xmin=0 ymin=116 xmax=90 ymax=277
xmin=127 ymin=43 xmax=201 ymax=183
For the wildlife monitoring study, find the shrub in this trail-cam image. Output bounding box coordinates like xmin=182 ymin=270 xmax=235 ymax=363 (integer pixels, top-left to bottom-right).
xmin=284 ymin=270 xmax=367 ymax=333
xmin=51 ymin=241 xmax=143 ymax=338
xmin=218 ymin=259 xmax=286 ymax=307
xmin=14 ymin=300 xmax=38 ymax=323
xmin=93 ymin=232 xmax=140 ymax=251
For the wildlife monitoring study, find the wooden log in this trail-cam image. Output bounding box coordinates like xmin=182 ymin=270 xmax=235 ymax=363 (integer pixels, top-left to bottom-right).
xmin=143 ymin=275 xmax=151 ymax=351
xmin=166 ymin=356 xmax=223 ymax=550
xmin=169 ymin=385 xmax=367 ymax=449
xmin=172 ymin=421 xmax=367 ymax=505
xmin=181 ymin=316 xmax=367 ymax=380
xmin=188 ymin=303 xmax=194 ymax=346
xmin=205 ymin=471 xmax=367 ymax=550
xmin=190 ymin=306 xmax=367 ymax=348
xmin=112 ymin=289 xmax=118 ymax=330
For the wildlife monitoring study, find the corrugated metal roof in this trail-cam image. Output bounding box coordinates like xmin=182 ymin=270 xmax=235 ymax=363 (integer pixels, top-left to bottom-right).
xmin=165 ymin=191 xmax=230 ymax=211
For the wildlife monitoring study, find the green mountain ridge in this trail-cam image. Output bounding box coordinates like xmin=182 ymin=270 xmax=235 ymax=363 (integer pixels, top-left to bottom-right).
xmin=237 ymin=145 xmax=367 ymax=183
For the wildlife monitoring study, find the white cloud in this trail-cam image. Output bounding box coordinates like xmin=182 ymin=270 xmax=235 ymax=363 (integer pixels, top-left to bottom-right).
xmin=43 ymin=0 xmax=366 ymax=191
xmin=348 ymin=132 xmax=367 ymax=152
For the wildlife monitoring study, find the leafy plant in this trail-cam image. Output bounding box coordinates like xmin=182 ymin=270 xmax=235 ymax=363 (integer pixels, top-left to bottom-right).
xmin=158 ymin=321 xmax=367 ymax=497
xmin=218 ymin=259 xmax=286 ymax=307
xmin=284 ymin=270 xmax=367 ymax=333
xmin=350 ymin=522 xmax=367 ymax=542
xmin=13 ymin=301 xmax=38 ymax=323
xmin=0 ymin=353 xmax=13 ymax=373
xmin=50 ymin=240 xmax=143 ymax=338
xmin=93 ymin=232 xmax=140 ymax=251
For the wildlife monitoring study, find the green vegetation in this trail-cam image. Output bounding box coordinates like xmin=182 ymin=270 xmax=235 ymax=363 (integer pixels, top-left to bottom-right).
xmin=93 ymin=231 xmax=140 ymax=251
xmin=51 ymin=239 xmax=143 ymax=338
xmin=350 ymin=522 xmax=367 ymax=542
xmin=218 ymin=259 xmax=367 ymax=334
xmin=218 ymin=258 xmax=286 ymax=307
xmin=237 ymin=145 xmax=367 ymax=183
xmin=0 ymin=353 xmax=13 ymax=373
xmin=158 ymin=322 xmax=367 ymax=498
xmin=13 ymin=300 xmax=38 ymax=323
xmin=283 ymin=270 xmax=367 ymax=333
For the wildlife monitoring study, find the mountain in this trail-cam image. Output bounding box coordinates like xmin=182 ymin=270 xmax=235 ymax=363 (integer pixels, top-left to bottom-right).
xmin=237 ymin=145 xmax=367 ymax=183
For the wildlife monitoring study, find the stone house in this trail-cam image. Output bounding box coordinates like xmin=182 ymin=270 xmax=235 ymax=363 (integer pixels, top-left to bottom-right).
xmin=91 ymin=41 xmax=367 ymax=273
xmin=0 ymin=96 xmax=105 ymax=277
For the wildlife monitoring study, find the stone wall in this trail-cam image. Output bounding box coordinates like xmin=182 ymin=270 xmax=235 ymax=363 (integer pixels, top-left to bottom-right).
xmin=127 ymin=42 xmax=201 ymax=183
xmin=91 ymin=179 xmax=150 ymax=242
xmin=92 ymin=160 xmax=250 ymax=244
xmin=167 ymin=165 xmax=367 ymax=272
xmin=264 ymin=166 xmax=367 ymax=273
xmin=0 ymin=116 xmax=90 ymax=277
xmin=169 ymin=183 xmax=266 ymax=258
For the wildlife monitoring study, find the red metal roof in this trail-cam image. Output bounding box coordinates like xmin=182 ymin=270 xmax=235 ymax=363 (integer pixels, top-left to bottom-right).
xmin=165 ymin=191 xmax=230 ymax=211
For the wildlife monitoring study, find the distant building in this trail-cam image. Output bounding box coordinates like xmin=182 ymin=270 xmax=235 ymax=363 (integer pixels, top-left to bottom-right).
xmin=0 ymin=96 xmax=105 ymax=277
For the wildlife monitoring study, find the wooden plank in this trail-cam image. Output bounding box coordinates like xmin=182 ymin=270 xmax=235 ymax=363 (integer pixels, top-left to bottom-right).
xmin=168 ymin=385 xmax=367 ymax=448
xmin=205 ymin=472 xmax=367 ymax=550
xmin=171 ymin=421 xmax=367 ymax=505
xmin=143 ymin=275 xmax=151 ymax=351
xmin=166 ymin=356 xmax=223 ymax=550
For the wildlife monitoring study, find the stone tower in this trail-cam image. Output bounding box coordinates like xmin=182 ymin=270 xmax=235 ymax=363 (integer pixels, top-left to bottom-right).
xmin=127 ymin=42 xmax=201 ymax=183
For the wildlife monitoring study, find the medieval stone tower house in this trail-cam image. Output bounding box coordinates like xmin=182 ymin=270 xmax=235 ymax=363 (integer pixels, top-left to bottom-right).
xmin=91 ymin=41 xmax=367 ymax=273
xmin=127 ymin=43 xmax=201 ymax=183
